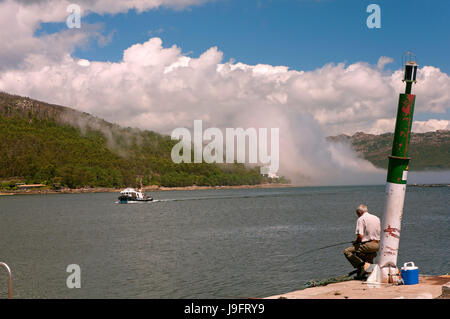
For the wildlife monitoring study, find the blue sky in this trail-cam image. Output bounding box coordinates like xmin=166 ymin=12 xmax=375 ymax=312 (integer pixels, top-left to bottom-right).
xmin=37 ymin=0 xmax=450 ymax=75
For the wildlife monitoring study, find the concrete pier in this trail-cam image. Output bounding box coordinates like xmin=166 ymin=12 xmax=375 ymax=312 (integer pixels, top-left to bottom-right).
xmin=266 ymin=275 xmax=450 ymax=299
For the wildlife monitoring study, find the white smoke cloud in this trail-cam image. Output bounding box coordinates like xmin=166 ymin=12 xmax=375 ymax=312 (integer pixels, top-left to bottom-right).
xmin=0 ymin=0 xmax=449 ymax=185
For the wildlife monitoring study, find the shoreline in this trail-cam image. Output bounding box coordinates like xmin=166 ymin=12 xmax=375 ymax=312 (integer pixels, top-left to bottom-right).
xmin=1 ymin=183 xmax=448 ymax=196
xmin=0 ymin=183 xmax=294 ymax=196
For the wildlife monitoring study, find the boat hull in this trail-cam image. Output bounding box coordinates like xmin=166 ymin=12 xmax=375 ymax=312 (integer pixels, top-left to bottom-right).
xmin=118 ymin=195 xmax=153 ymax=204
xmin=119 ymin=199 xmax=153 ymax=204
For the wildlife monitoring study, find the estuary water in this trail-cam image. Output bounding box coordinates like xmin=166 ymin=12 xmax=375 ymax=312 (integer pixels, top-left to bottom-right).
xmin=0 ymin=185 xmax=448 ymax=298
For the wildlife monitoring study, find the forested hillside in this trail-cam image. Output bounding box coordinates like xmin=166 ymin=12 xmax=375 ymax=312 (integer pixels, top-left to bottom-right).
xmin=0 ymin=92 xmax=286 ymax=189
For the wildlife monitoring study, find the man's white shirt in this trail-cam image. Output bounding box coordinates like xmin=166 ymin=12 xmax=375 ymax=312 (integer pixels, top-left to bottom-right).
xmin=355 ymin=212 xmax=381 ymax=242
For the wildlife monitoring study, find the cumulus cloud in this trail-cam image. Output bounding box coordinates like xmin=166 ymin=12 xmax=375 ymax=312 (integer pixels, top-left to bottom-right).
xmin=369 ymin=118 xmax=450 ymax=134
xmin=0 ymin=0 xmax=209 ymax=69
xmin=412 ymin=119 xmax=450 ymax=133
xmin=0 ymin=0 xmax=449 ymax=185
xmin=377 ymin=56 xmax=393 ymax=70
xmin=6 ymin=0 xmax=207 ymax=16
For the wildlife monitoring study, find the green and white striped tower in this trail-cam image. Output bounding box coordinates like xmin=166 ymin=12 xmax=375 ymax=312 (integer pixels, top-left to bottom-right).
xmin=377 ymin=53 xmax=418 ymax=283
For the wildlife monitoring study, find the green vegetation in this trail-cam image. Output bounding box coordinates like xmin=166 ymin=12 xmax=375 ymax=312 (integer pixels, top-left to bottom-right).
xmin=0 ymin=92 xmax=289 ymax=189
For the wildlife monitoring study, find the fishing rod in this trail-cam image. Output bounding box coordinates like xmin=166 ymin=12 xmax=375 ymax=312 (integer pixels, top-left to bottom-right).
xmin=284 ymin=241 xmax=353 ymax=264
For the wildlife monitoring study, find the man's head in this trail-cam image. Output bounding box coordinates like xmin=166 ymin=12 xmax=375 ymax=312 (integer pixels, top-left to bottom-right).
xmin=356 ymin=204 xmax=368 ymax=217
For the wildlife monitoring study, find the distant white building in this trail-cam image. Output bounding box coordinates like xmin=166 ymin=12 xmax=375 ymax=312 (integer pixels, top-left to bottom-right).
xmin=260 ymin=166 xmax=279 ymax=179
xmin=268 ymin=172 xmax=279 ymax=179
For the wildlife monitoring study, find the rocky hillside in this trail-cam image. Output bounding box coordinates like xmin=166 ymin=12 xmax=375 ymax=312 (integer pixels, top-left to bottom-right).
xmin=328 ymin=130 xmax=450 ymax=170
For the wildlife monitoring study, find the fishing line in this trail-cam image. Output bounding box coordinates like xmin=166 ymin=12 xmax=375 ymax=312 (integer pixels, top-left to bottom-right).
xmin=212 ymin=241 xmax=358 ymax=299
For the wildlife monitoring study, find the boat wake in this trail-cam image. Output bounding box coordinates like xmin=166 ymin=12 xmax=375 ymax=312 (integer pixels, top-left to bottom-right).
xmin=115 ymin=191 xmax=301 ymax=204
xmin=136 ymin=193 xmax=293 ymax=203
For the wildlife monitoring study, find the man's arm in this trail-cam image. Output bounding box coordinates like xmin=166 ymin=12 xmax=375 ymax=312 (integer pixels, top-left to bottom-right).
xmin=354 ymin=217 xmax=364 ymax=244
xmin=353 ymin=234 xmax=363 ymax=244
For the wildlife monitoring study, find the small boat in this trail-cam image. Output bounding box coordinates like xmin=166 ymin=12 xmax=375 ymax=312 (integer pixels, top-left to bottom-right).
xmin=118 ymin=183 xmax=153 ymax=204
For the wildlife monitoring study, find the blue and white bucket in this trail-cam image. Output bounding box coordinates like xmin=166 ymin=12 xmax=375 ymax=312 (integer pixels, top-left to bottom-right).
xmin=401 ymin=262 xmax=419 ymax=285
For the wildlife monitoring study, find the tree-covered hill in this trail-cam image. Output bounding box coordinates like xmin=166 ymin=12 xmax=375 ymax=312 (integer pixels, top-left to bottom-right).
xmin=0 ymin=92 xmax=286 ymax=189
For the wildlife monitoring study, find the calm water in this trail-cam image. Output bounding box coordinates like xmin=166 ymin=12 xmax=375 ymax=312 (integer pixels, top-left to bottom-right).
xmin=0 ymin=186 xmax=448 ymax=298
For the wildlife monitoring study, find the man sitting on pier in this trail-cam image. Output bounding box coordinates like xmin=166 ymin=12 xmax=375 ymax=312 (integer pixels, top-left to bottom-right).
xmin=344 ymin=204 xmax=381 ymax=278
